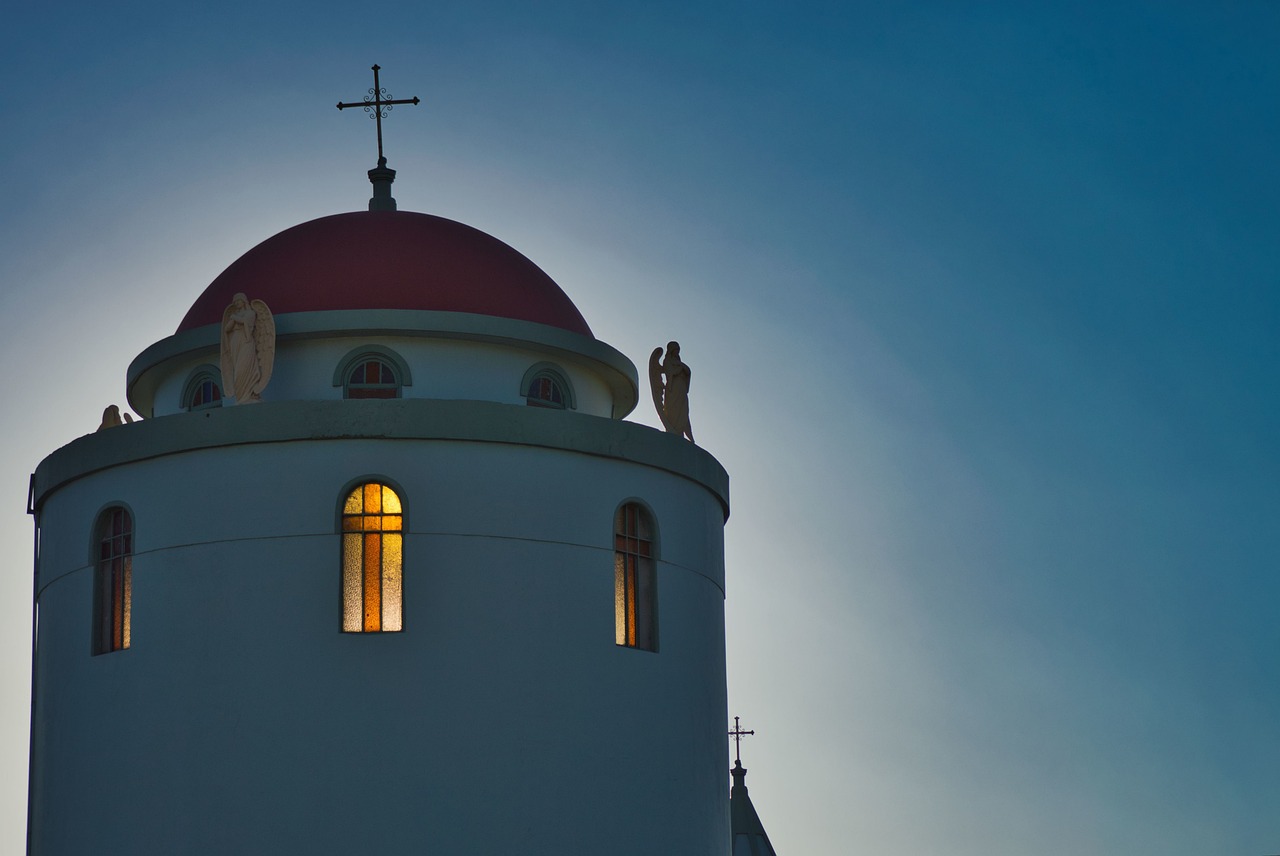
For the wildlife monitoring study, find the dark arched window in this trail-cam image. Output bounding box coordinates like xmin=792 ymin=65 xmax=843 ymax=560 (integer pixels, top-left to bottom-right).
xmin=92 ymin=506 xmax=133 ymax=655
xmin=614 ymin=502 xmax=657 ymax=651
xmin=182 ymin=366 xmax=223 ymax=411
xmin=341 ymin=482 xmax=404 ymax=632
xmin=335 ymin=346 xmax=411 ymax=400
xmin=346 ymin=358 xmax=401 ymax=399
xmin=527 ymin=374 xmax=566 ymax=408
xmin=521 ymin=362 xmax=575 ymax=410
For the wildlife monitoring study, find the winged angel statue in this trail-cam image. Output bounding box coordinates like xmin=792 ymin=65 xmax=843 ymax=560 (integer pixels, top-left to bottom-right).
xmin=219 ymin=293 xmax=276 ymax=404
xmin=648 ymin=341 xmax=694 ymax=443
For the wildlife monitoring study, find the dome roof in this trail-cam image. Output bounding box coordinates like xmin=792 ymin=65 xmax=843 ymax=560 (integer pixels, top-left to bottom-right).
xmin=177 ymin=211 xmax=592 ymax=337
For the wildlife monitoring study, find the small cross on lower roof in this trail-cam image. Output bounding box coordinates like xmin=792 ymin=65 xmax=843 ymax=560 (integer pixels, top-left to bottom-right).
xmin=729 ymin=715 xmax=755 ymax=765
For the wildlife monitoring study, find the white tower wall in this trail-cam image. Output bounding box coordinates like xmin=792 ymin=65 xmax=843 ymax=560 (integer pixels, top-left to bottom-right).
xmin=30 ymin=401 xmax=730 ymax=854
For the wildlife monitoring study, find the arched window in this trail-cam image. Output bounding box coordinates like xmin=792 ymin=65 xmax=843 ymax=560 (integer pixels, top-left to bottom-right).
xmin=334 ymin=346 xmax=411 ymax=400
xmin=341 ymin=482 xmax=404 ymax=633
xmin=346 ymin=358 xmax=400 ymax=399
xmin=521 ymin=362 xmax=575 ymax=410
xmin=614 ymin=502 xmax=657 ymax=651
xmin=181 ymin=366 xmax=223 ymax=411
xmin=92 ymin=506 xmax=133 ymax=655
xmin=527 ymin=373 xmax=566 ymax=408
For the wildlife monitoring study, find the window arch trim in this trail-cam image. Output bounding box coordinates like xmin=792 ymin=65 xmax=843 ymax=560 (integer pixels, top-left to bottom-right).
xmin=333 ymin=474 xmax=411 ymax=528
xmin=333 ymin=345 xmax=413 ymax=391
xmin=180 ymin=365 xmax=223 ymax=412
xmin=521 ymin=361 xmax=576 ymax=410
xmin=612 ymin=497 xmax=660 ymax=552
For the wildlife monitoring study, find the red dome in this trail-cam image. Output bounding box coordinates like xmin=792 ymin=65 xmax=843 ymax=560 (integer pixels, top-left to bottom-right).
xmin=177 ymin=211 xmax=592 ymax=336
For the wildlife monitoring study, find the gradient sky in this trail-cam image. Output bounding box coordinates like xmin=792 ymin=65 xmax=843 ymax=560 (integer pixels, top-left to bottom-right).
xmin=2 ymin=3 xmax=1277 ymax=854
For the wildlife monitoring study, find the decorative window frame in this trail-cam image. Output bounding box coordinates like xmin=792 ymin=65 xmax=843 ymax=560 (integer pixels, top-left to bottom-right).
xmin=180 ymin=365 xmax=224 ymax=411
xmin=333 ymin=345 xmax=413 ymax=399
xmin=337 ymin=476 xmax=408 ymax=633
xmin=90 ymin=502 xmax=135 ymax=655
xmin=520 ymin=361 xmax=576 ymax=410
xmin=613 ymin=499 xmax=659 ymax=652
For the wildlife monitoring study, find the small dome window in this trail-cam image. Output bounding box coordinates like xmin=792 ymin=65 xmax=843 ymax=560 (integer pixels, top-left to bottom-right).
xmin=527 ymin=374 xmax=565 ymax=408
xmin=521 ymin=362 xmax=575 ymax=410
xmin=334 ymin=346 xmax=412 ymax=400
xmin=181 ymin=366 xmax=223 ymax=412
xmin=347 ymin=358 xmax=400 ymax=399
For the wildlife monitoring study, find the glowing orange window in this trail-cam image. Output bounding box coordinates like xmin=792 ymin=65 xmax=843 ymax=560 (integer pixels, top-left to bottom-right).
xmin=92 ymin=506 xmax=133 ymax=655
xmin=341 ymin=483 xmax=404 ymax=632
xmin=614 ymin=502 xmax=657 ymax=651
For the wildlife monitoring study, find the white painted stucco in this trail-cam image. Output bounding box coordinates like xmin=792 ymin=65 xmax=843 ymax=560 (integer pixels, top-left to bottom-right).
xmin=30 ymin=398 xmax=730 ymax=854
xmin=128 ymin=309 xmax=640 ymax=421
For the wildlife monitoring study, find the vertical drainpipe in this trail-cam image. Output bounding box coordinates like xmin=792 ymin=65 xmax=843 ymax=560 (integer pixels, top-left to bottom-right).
xmin=25 ymin=473 xmax=39 ymax=856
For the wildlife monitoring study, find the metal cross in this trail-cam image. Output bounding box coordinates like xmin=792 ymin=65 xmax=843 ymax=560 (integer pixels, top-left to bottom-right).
xmin=729 ymin=715 xmax=755 ymax=765
xmin=337 ymin=64 xmax=420 ymax=167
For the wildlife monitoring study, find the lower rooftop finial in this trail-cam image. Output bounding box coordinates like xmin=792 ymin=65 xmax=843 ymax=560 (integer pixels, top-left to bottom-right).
xmin=728 ymin=714 xmax=777 ymax=854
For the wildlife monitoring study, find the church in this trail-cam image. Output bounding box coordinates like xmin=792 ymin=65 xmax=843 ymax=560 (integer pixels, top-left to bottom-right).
xmin=25 ymin=68 xmax=777 ymax=855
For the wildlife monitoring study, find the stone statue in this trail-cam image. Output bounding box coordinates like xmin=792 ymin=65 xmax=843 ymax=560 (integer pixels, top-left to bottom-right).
xmin=648 ymin=341 xmax=694 ymax=443
xmin=97 ymin=405 xmax=135 ymax=431
xmin=220 ymin=293 xmax=275 ymax=404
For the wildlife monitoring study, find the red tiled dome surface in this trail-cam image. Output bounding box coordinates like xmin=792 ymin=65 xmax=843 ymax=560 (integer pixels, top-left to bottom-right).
xmin=177 ymin=211 xmax=592 ymax=336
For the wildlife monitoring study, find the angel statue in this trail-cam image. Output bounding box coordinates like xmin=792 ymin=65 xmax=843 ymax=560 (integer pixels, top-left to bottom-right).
xmin=220 ymin=293 xmax=276 ymax=405
xmin=648 ymin=341 xmax=694 ymax=443
xmin=97 ymin=404 xmax=136 ymax=431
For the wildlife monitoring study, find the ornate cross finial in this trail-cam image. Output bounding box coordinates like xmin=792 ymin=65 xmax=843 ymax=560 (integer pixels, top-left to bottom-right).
xmin=337 ymin=64 xmax=420 ymax=167
xmin=729 ymin=715 xmax=755 ymax=765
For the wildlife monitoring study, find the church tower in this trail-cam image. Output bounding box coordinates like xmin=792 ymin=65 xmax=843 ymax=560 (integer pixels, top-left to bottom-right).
xmin=26 ymin=86 xmax=731 ymax=853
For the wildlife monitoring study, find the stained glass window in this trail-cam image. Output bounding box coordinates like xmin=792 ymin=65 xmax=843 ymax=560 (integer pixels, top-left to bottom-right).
xmin=526 ymin=373 xmax=566 ymax=408
xmin=92 ymin=507 xmax=132 ymax=655
xmin=183 ymin=368 xmax=223 ymax=411
xmin=341 ymin=483 xmax=404 ymax=632
xmin=345 ymin=359 xmax=401 ymax=399
xmin=520 ymin=363 xmax=575 ymax=410
xmin=189 ymin=378 xmax=222 ymax=409
xmin=614 ymin=502 xmax=657 ymax=651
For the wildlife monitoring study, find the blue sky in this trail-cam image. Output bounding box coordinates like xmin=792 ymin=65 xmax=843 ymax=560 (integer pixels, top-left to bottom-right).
xmin=2 ymin=2 xmax=1277 ymax=853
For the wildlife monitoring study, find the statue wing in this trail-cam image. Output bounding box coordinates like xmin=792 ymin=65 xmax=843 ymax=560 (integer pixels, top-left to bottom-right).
xmin=647 ymin=347 xmax=671 ymax=431
xmin=219 ymin=303 xmax=236 ymax=394
xmin=250 ymin=300 xmax=276 ymax=394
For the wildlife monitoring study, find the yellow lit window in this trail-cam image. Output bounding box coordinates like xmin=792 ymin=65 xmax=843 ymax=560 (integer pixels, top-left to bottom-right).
xmin=614 ymin=502 xmax=657 ymax=651
xmin=92 ymin=506 xmax=132 ymax=655
xmin=341 ymin=483 xmax=404 ymax=632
